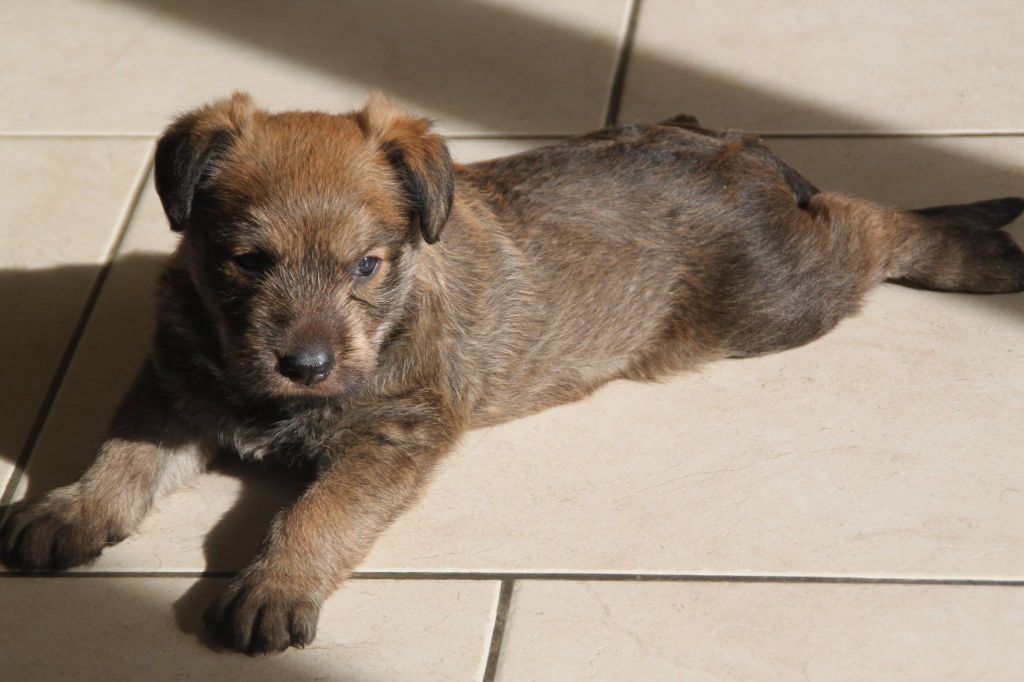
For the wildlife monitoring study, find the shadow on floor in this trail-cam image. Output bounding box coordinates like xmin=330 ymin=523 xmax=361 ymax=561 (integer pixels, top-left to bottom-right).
xmin=91 ymin=0 xmax=1015 ymax=136
xmin=0 ymin=573 xmax=391 ymax=680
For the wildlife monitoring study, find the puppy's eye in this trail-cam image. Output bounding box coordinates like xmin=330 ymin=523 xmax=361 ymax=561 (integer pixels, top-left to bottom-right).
xmin=354 ymin=256 xmax=381 ymax=278
xmin=233 ymin=251 xmax=272 ymax=275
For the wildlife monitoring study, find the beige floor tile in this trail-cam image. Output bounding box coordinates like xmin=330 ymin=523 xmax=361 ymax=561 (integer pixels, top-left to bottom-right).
xmin=373 ymin=279 xmax=1024 ymax=577
xmin=494 ymin=580 xmax=1024 ymax=681
xmin=620 ymin=0 xmax=1024 ymax=133
xmin=0 ymin=577 xmax=498 ymax=681
xmin=1 ymin=0 xmax=628 ymax=135
xmin=0 ymin=138 xmax=151 ymax=493
xmin=451 ymin=138 xmax=564 ymax=164
xmin=9 ymin=137 xmax=1024 ymax=579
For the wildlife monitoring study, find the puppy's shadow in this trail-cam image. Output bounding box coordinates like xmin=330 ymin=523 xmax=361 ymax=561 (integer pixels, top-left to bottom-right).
xmin=172 ymin=455 xmax=314 ymax=650
xmin=1 ymin=253 xmax=171 ymax=494
xmin=171 ymin=576 xmax=229 ymax=651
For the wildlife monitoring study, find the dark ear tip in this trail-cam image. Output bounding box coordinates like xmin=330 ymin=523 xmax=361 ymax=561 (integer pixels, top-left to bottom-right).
xmin=418 ymin=213 xmax=446 ymax=244
xmin=153 ymin=116 xmax=237 ymax=233
xmin=154 ymin=123 xmax=194 ymax=232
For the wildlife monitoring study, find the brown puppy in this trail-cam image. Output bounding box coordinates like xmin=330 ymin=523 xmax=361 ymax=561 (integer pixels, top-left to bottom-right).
xmin=3 ymin=94 xmax=1023 ymax=654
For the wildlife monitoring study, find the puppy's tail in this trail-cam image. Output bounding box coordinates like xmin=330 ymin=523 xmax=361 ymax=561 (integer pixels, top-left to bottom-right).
xmin=814 ymin=193 xmax=1024 ymax=293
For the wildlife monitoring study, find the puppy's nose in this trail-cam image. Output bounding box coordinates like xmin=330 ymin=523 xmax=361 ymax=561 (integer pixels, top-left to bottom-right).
xmin=278 ymin=344 xmax=335 ymax=386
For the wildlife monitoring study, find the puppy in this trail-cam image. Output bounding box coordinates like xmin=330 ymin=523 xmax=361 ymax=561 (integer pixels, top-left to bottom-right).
xmin=3 ymin=94 xmax=1023 ymax=654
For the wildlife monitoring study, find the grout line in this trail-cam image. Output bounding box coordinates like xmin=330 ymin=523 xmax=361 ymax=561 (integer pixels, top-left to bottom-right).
xmin=759 ymin=130 xmax=1024 ymax=139
xmin=482 ymin=580 xmax=515 ymax=682
xmin=0 ymin=143 xmax=156 ymax=510
xmin=0 ymin=571 xmax=239 ymax=579
xmin=445 ymin=132 xmax=570 ymax=141
xmin=446 ymin=130 xmax=1024 ymax=140
xmin=448 ymin=131 xmax=1024 ymax=141
xmin=4 ymin=130 xmax=1024 ymax=141
xmin=349 ymin=572 xmax=1024 ymax=586
xmin=0 ymin=132 xmax=158 ymax=139
xmin=603 ymin=0 xmax=642 ymax=127
xmin=0 ymin=131 xmax=572 ymax=141
xmin=3 ymin=570 xmax=1023 ymax=587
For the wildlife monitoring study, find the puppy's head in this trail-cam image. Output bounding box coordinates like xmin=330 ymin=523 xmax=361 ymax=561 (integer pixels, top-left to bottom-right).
xmin=154 ymin=93 xmax=453 ymax=400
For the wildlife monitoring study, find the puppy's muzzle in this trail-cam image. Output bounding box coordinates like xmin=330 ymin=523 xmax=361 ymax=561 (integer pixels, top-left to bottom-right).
xmin=277 ymin=343 xmax=335 ymax=386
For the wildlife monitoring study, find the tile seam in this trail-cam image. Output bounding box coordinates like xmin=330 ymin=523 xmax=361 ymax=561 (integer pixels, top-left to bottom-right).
xmin=0 ymin=142 xmax=156 ymax=510
xmin=481 ymin=579 xmax=515 ymax=682
xmin=603 ymin=0 xmax=643 ymax=127
xmin=758 ymin=131 xmax=1024 ymax=139
xmin=4 ymin=131 xmax=1024 ymax=140
xmin=2 ymin=570 xmax=1022 ymax=586
xmin=0 ymin=133 xmax=158 ymax=139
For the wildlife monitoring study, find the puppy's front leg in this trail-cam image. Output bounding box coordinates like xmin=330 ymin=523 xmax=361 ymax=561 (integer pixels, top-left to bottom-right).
xmin=205 ymin=403 xmax=458 ymax=654
xmin=0 ymin=361 xmax=209 ymax=570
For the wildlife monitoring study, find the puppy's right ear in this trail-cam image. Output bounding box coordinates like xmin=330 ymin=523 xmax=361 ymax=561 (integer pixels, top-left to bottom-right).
xmin=154 ymin=93 xmax=255 ymax=232
xmin=356 ymin=93 xmax=454 ymax=244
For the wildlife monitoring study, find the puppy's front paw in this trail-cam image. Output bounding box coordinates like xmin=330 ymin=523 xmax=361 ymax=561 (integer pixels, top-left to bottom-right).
xmin=204 ymin=568 xmax=321 ymax=655
xmin=0 ymin=486 xmax=123 ymax=571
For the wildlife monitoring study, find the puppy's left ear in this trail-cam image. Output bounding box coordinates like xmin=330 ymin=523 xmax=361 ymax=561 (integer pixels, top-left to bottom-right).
xmin=357 ymin=94 xmax=454 ymax=244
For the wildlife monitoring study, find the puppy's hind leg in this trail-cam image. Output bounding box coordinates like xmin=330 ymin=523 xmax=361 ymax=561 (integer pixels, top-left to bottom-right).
xmin=658 ymin=118 xmax=821 ymax=209
xmin=659 ymin=113 xmax=703 ymax=129
xmin=0 ymin=360 xmax=210 ymax=570
xmin=889 ymin=197 xmax=1024 ymax=293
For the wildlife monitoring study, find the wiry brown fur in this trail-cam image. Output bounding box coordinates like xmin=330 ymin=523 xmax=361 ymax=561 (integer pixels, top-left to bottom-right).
xmin=3 ymin=93 xmax=1023 ymax=654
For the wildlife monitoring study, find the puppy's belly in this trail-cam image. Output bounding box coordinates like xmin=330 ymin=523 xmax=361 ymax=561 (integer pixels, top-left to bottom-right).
xmin=471 ymin=354 xmax=634 ymax=426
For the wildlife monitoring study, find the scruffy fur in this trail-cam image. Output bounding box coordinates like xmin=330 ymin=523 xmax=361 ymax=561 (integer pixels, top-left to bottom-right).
xmin=3 ymin=94 xmax=1023 ymax=654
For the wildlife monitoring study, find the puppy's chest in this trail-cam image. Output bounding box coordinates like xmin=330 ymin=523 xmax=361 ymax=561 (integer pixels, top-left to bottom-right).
xmin=220 ymin=409 xmax=337 ymax=464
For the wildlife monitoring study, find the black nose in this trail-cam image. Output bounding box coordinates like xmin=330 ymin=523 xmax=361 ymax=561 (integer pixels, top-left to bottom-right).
xmin=278 ymin=344 xmax=335 ymax=386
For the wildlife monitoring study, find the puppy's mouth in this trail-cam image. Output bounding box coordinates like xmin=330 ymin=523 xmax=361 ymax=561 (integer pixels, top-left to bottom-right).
xmin=266 ymin=351 xmax=375 ymax=403
xmin=267 ymin=364 xmax=346 ymax=400
xmin=224 ymin=328 xmax=377 ymax=403
xmin=222 ymin=351 xmax=346 ymax=403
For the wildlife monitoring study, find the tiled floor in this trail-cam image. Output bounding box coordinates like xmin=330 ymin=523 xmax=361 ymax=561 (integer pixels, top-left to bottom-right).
xmin=1 ymin=1 xmax=1022 ymax=680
